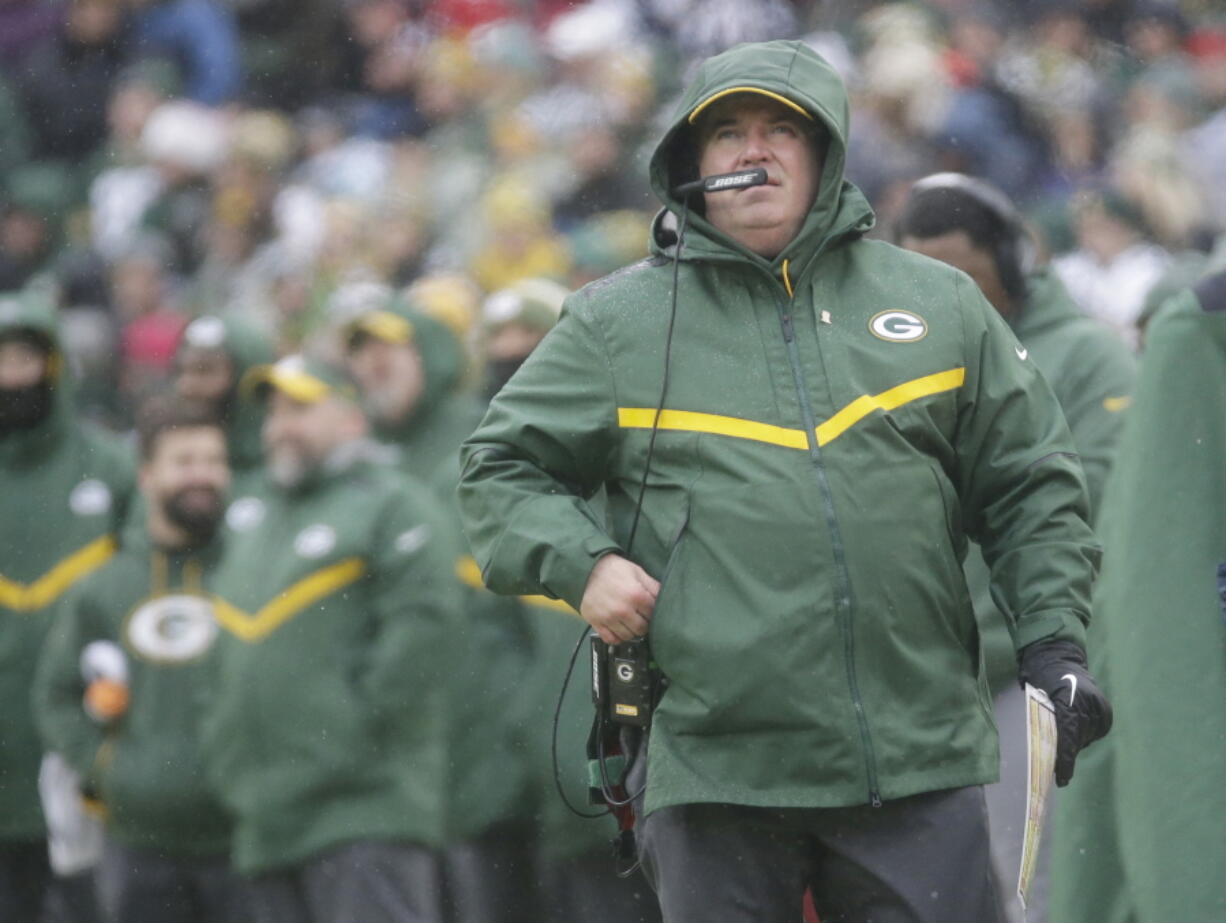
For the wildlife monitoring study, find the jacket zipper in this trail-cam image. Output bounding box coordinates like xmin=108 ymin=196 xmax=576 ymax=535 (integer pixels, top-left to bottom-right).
xmin=772 ymin=273 xmax=882 ymax=808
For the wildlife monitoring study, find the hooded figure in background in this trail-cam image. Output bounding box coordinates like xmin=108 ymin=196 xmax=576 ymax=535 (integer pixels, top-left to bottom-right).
xmin=173 ymin=313 xmax=274 ymax=488
xmin=344 ymin=301 xmax=482 ymax=484
xmin=1048 ymin=269 xmax=1226 ymax=923
xmin=0 ymin=288 xmax=134 ymax=920
xmin=460 ymin=40 xmax=1110 ymax=922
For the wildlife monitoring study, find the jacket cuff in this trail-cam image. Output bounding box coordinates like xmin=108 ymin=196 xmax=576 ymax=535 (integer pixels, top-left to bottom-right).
xmin=542 ymin=534 xmax=622 ymax=611
xmin=1013 ymin=609 xmax=1088 ymax=652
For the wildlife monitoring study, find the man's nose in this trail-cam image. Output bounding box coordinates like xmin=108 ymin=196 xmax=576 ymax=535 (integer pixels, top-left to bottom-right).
xmin=738 ymin=130 xmax=771 ymax=164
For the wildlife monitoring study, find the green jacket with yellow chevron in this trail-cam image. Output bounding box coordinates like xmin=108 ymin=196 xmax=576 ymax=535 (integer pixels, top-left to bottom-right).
xmin=200 ymin=450 xmax=462 ymax=875
xmin=0 ymin=291 xmax=134 ymax=841
xmin=33 ymin=532 xmax=231 ymax=856
xmin=458 ymin=40 xmax=1099 ymax=816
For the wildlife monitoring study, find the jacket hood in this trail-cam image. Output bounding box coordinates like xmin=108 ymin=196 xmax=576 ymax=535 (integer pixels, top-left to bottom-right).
xmin=176 ymin=314 xmax=275 ymax=472
xmin=0 ymin=288 xmax=71 ymax=462
xmin=1014 ymin=269 xmax=1086 ymax=337
xmin=648 ymin=40 xmax=874 ymax=268
xmin=351 ymin=300 xmax=468 ymax=442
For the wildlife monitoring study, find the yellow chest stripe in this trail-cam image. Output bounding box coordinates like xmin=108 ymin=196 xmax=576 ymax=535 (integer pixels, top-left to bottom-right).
xmin=212 ymin=558 xmax=367 ymax=643
xmin=0 ymin=536 xmax=118 ymax=612
xmin=455 ymin=556 xmax=576 ymax=616
xmin=618 ymin=367 xmax=966 ymax=450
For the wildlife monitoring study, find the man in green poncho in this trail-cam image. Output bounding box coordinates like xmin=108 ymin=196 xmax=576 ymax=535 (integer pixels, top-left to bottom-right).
xmin=459 ymin=41 xmax=1113 ymax=921
xmin=1048 ymin=269 xmax=1226 ymax=922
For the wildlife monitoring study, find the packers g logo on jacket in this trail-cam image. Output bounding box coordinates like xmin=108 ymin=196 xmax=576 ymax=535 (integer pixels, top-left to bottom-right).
xmin=125 ymin=595 xmax=218 ymax=663
xmin=869 ymin=310 xmax=928 ymax=342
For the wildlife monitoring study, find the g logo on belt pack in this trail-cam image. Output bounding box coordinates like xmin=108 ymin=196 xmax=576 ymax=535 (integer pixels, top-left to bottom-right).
xmin=125 ymin=595 xmax=217 ymax=662
xmin=869 ymin=310 xmax=928 ymax=342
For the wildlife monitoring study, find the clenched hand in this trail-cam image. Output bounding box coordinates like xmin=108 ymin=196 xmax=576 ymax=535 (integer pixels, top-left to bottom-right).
xmin=580 ymin=554 xmax=660 ymax=644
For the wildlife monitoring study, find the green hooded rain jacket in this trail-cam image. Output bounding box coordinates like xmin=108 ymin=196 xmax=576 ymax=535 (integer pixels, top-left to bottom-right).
xmin=458 ymin=41 xmax=1099 ymax=816
xmin=0 ymin=291 xmax=134 ymax=841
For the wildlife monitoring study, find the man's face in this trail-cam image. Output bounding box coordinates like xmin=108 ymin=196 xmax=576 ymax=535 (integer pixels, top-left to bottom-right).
xmin=696 ymin=95 xmax=824 ymax=258
xmin=175 ymin=346 xmax=234 ymax=415
xmin=900 ymin=230 xmax=1012 ymax=315
xmin=345 ymin=335 xmax=425 ymax=425
xmin=0 ymin=339 xmax=48 ymax=390
xmin=263 ymin=391 xmax=366 ymax=488
xmin=140 ymin=426 xmax=230 ymax=540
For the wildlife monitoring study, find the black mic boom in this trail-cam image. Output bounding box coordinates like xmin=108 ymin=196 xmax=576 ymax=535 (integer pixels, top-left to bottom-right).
xmin=673 ymin=168 xmax=768 ymax=197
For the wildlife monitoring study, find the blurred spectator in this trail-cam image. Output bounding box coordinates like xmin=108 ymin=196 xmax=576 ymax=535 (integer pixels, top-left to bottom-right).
xmin=14 ymin=0 xmax=131 ymax=165
xmin=127 ymin=0 xmax=242 ymax=105
xmin=477 ymin=276 xmax=566 ymax=403
xmin=0 ymin=0 xmax=63 ymax=71
xmin=172 ymin=313 xmax=274 ymax=484
xmin=1053 ymin=187 xmax=1171 ymax=348
xmin=469 ymin=174 xmax=571 ymax=292
xmin=0 ymin=163 xmax=76 ymax=292
xmin=111 ymin=234 xmax=188 ymax=414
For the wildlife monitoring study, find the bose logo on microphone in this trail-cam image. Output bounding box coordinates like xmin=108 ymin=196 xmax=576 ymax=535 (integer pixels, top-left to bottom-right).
xmin=709 ymin=175 xmax=755 ymax=189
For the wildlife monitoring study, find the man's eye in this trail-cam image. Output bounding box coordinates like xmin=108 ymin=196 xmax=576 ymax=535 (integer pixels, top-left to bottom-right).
xmin=771 ymin=124 xmax=798 ymax=137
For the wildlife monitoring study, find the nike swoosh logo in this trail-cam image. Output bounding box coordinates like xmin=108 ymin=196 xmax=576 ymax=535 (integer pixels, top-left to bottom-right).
xmin=1061 ymin=673 xmax=1078 ymax=708
xmin=1015 ymin=346 xmax=1028 ymax=360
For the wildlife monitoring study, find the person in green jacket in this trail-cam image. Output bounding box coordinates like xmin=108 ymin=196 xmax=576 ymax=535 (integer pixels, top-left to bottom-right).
xmin=341 ymin=299 xmax=534 ymax=922
xmin=201 ymin=354 xmax=462 ymax=923
xmin=458 ymin=41 xmax=1112 ymax=922
xmin=172 ymin=313 xmax=275 ymax=490
xmin=0 ymin=289 xmax=134 ymax=921
xmin=341 ymin=298 xmax=659 ymax=922
xmin=1047 ymin=269 xmax=1226 ymax=923
xmin=34 ymin=397 xmax=241 ymax=922
xmin=896 ymin=173 xmax=1137 ymax=922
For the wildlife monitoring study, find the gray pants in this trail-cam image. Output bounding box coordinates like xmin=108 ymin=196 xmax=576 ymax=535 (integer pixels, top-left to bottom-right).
xmin=440 ymin=823 xmax=535 ymax=923
xmin=245 ymin=841 xmax=443 ymax=923
xmin=97 ymin=839 xmax=241 ymax=923
xmin=537 ymin=849 xmax=662 ymax=923
xmin=638 ymin=787 xmax=1003 ymax=923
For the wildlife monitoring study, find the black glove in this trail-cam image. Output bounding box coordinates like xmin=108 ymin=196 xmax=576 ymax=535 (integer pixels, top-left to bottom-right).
xmin=1018 ymin=639 xmax=1113 ymax=787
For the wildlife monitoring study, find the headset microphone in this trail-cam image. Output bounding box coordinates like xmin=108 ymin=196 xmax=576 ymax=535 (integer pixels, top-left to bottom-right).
xmin=672 ymin=167 xmax=768 ymax=198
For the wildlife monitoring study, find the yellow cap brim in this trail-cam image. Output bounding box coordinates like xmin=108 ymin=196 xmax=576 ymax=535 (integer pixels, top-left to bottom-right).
xmin=348 ymin=310 xmax=415 ymax=347
xmin=688 ymin=87 xmax=813 ymax=125
xmin=241 ymin=365 xmax=331 ymax=403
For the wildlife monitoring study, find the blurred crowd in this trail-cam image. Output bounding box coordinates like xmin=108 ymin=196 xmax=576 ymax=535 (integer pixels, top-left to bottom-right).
xmin=0 ymin=0 xmax=1222 ymax=425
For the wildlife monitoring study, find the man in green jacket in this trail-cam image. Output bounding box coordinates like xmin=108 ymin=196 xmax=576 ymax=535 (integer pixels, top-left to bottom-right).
xmin=0 ymin=289 xmax=134 ymax=921
xmin=458 ymin=41 xmax=1112 ymax=921
xmin=896 ymin=174 xmax=1136 ymax=920
xmin=35 ymin=398 xmax=240 ymax=922
xmin=201 ymin=355 xmax=461 ymax=923
xmin=342 ymin=299 xmax=535 ymax=922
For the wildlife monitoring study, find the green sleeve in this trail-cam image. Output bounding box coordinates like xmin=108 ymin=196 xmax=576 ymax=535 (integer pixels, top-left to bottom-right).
xmin=458 ymin=301 xmax=621 ymax=609
xmin=1052 ymin=340 xmax=1136 ymax=524
xmin=953 ymin=276 xmax=1100 ymax=652
xmin=32 ymin=588 xmax=106 ymax=780
xmin=357 ymin=480 xmax=465 ymax=734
